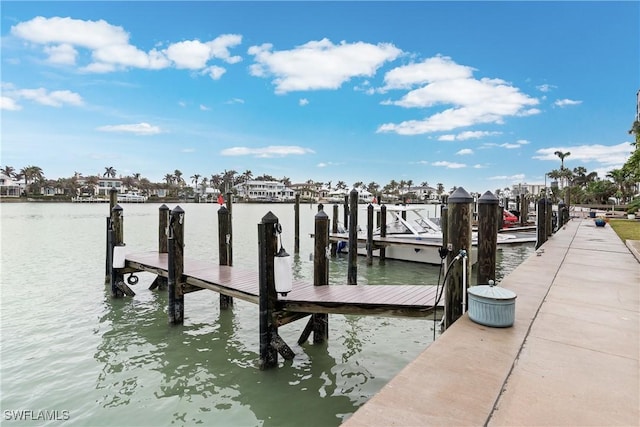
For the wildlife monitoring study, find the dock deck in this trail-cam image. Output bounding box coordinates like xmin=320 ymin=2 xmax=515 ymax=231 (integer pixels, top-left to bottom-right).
xmin=125 ymin=251 xmax=443 ymax=318
xmin=342 ymin=217 xmax=639 ymax=426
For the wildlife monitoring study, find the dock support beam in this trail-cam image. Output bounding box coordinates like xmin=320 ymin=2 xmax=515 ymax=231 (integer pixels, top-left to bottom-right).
xmin=536 ymin=198 xmax=547 ymax=249
xmin=109 ymin=204 xmax=125 ymax=298
xmin=366 ymin=203 xmax=374 ymax=266
xmin=379 ymin=204 xmax=386 ymax=264
xmin=149 ymin=204 xmax=169 ymax=290
xmin=168 ymin=206 xmax=185 ymax=324
xmin=331 ymin=204 xmax=338 ymax=257
xmin=348 ymin=188 xmax=358 ymax=285
xmin=445 ymin=187 xmax=473 ymax=329
xmin=218 ymin=205 xmax=233 ymax=309
xmin=477 ymin=191 xmax=499 ymax=285
xmin=313 ymin=210 xmax=329 ymax=343
xmin=258 ymin=212 xmax=294 ymax=369
xmin=294 ymin=194 xmax=300 ymax=254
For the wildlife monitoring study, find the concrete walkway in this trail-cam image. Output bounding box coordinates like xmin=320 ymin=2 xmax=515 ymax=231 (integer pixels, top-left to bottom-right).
xmin=343 ymin=218 xmax=639 ymax=427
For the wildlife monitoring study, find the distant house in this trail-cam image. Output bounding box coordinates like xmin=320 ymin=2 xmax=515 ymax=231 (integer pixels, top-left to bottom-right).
xmin=235 ymin=180 xmax=295 ymax=202
xmin=411 ymin=185 xmax=439 ymax=202
xmin=0 ymin=173 xmax=21 ymax=197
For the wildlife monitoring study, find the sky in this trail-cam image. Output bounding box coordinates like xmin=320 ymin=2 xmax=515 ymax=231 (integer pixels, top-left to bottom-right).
xmin=1 ymin=1 xmax=639 ymax=194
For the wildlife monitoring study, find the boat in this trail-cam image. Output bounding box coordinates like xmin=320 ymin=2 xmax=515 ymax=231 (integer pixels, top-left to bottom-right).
xmin=333 ymin=205 xmax=535 ymax=265
xmin=117 ymin=192 xmax=147 ymax=203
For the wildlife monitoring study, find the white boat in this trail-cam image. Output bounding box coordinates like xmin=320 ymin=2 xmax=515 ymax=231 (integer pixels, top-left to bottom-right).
xmin=336 ymin=205 xmax=535 ymax=265
xmin=117 ymin=192 xmax=147 ymax=203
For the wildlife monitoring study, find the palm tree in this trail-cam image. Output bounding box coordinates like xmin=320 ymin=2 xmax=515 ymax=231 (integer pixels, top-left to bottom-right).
xmin=164 ymin=174 xmax=174 ymax=185
xmin=336 ymin=181 xmax=347 ymax=190
xmin=173 ymin=170 xmax=183 ymax=186
xmin=241 ymin=170 xmax=253 ymax=183
xmin=280 ymin=176 xmax=292 ymax=187
xmin=436 ymin=183 xmax=444 ymax=196
xmin=1 ymin=166 xmax=15 ymax=177
xmin=191 ymin=173 xmax=201 ymax=188
xmin=554 ymin=151 xmax=571 ymax=170
xmin=103 ymin=166 xmax=116 ymax=178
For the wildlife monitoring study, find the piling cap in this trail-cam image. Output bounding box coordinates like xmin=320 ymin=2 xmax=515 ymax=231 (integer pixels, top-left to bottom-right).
xmin=159 ymin=204 xmax=169 ymax=211
xmin=261 ymin=211 xmax=279 ymax=223
xmin=171 ymin=205 xmax=184 ymax=214
xmin=315 ymin=210 xmax=329 ymax=219
xmin=448 ymin=187 xmax=473 ymax=203
xmin=112 ymin=204 xmax=123 ymax=212
xmin=478 ymin=190 xmax=499 ymax=205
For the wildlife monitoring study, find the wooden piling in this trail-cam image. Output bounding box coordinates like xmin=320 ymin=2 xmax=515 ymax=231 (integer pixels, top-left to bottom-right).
xmin=477 ymin=191 xmax=499 ymax=285
xmin=445 ymin=187 xmax=473 ymax=329
xmin=109 ymin=187 xmax=118 ymax=212
xmin=294 ymin=194 xmax=300 ymax=254
xmin=331 ymin=204 xmax=338 ymax=257
xmin=218 ymin=205 xmax=233 ymax=309
xmin=225 ymin=191 xmax=234 ymax=266
xmin=366 ymin=203 xmax=374 ymax=266
xmin=343 ymin=195 xmax=349 ymax=230
xmin=168 ymin=206 xmax=185 ymax=324
xmin=149 ymin=204 xmax=169 ymax=290
xmin=258 ymin=211 xmax=294 ymax=369
xmin=546 ymin=198 xmax=553 ymax=238
xmin=536 ymin=197 xmax=547 ymax=249
xmin=520 ymin=195 xmax=528 ymax=226
xmin=312 ymin=210 xmax=329 ymax=343
xmin=379 ymin=204 xmax=386 ymax=264
xmin=348 ymin=188 xmax=358 ymax=285
xmin=557 ymin=201 xmax=565 ymax=230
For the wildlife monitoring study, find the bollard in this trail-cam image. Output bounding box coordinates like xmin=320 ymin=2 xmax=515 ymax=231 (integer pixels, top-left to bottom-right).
xmin=168 ymin=206 xmax=185 ymax=324
xmin=343 ymin=195 xmax=349 ymax=231
xmin=348 ymin=188 xmax=358 ymax=285
xmin=445 ymin=187 xmax=473 ymax=329
xmin=477 ymin=191 xmax=499 ymax=285
xmin=218 ymin=205 xmax=233 ymax=309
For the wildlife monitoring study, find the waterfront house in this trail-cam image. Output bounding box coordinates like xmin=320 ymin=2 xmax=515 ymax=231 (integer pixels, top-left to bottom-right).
xmin=235 ymin=180 xmax=295 ymax=202
xmin=0 ymin=173 xmax=22 ymax=197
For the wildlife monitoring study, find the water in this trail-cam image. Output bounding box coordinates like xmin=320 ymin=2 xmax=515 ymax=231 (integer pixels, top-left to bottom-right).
xmin=0 ymin=202 xmax=533 ymax=426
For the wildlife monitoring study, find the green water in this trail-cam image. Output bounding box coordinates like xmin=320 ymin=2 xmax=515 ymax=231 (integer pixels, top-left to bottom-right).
xmin=0 ymin=202 xmax=533 ymax=426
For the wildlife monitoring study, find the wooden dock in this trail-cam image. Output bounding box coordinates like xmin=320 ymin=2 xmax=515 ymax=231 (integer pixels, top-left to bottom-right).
xmin=124 ymin=251 xmax=443 ymax=320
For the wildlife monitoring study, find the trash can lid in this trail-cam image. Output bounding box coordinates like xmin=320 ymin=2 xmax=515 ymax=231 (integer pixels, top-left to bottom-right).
xmin=468 ymin=282 xmax=516 ymax=300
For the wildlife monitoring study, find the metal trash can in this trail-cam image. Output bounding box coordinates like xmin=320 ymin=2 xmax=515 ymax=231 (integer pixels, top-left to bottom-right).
xmin=467 ymin=281 xmax=516 ymax=328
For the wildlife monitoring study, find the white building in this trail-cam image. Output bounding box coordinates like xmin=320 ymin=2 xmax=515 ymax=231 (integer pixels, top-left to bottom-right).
xmin=235 ymin=180 xmax=295 ymax=202
xmin=0 ymin=173 xmax=22 ymax=197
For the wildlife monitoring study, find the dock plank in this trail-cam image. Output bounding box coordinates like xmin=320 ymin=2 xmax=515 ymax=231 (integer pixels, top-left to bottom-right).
xmin=124 ymin=251 xmax=442 ymax=318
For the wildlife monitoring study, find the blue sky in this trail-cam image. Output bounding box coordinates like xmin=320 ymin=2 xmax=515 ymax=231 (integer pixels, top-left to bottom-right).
xmin=1 ymin=1 xmax=638 ymax=193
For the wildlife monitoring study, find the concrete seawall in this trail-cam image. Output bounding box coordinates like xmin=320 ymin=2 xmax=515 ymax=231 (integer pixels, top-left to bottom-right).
xmin=343 ymin=218 xmax=639 ymax=426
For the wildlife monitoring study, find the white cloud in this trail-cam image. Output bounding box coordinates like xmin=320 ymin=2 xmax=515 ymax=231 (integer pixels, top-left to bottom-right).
xmin=225 ymin=98 xmax=245 ymax=104
xmin=1 ymin=96 xmax=22 ymax=111
xmin=317 ymin=161 xmax=342 ymax=168
xmin=248 ymin=38 xmax=402 ymax=94
xmin=536 ymin=84 xmax=556 ymax=93
xmin=533 ymin=143 xmax=633 ymax=168
xmin=377 ymin=57 xmax=539 ymax=135
xmin=10 ymin=17 xmax=241 ymax=76
xmin=432 ymin=160 xmax=466 ymax=169
xmin=97 ymin=122 xmax=162 ymax=135
xmin=221 ymin=145 xmax=315 ymax=158
xmin=43 ymin=44 xmax=77 ymax=65
xmin=14 ymin=87 xmax=83 ymax=107
xmin=456 ymin=149 xmax=473 ymax=155
xmin=500 ymin=140 xmax=529 ymax=149
xmin=299 ymin=98 xmax=309 ymax=106
xmin=199 ymin=104 xmax=210 ymax=111
xmin=488 ymin=174 xmax=525 ymax=182
xmin=437 ymin=130 xmax=501 ymax=141
xmin=554 ymin=98 xmax=582 ymax=107
xmin=381 ymin=55 xmax=474 ymax=90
